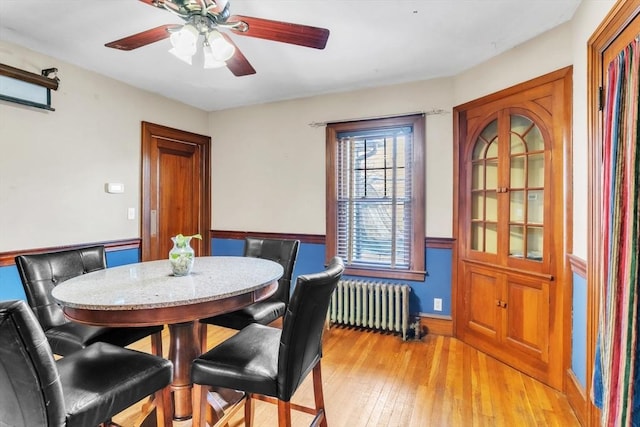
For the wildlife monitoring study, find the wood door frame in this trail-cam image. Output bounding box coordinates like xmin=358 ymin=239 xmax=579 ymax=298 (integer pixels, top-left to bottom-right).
xmin=587 ymin=1 xmax=640 ymax=424
xmin=141 ymin=121 xmax=211 ymax=260
xmin=452 ymin=67 xmax=573 ymax=388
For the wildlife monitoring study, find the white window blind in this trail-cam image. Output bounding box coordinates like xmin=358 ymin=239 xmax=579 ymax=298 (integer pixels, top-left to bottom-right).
xmin=336 ymin=126 xmax=413 ymax=270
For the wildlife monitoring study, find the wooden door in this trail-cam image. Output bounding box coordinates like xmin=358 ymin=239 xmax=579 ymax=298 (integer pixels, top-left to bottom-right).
xmin=141 ymin=122 xmax=211 ymax=261
xmin=454 ymin=67 xmax=572 ymax=390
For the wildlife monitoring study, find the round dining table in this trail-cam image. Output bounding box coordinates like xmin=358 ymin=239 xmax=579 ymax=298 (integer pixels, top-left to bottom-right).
xmin=51 ymin=256 xmax=283 ymax=420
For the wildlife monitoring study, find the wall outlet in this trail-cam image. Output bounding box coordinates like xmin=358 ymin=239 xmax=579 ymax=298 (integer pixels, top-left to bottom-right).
xmin=127 ymin=207 xmax=136 ymax=220
xmin=434 ymin=298 xmax=442 ymax=311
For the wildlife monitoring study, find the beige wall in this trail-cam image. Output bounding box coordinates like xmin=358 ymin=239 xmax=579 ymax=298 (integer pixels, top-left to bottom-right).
xmin=570 ymin=0 xmax=616 ymax=259
xmin=0 ymin=41 xmax=209 ymax=252
xmin=209 ymin=78 xmax=454 ymax=237
xmin=209 ymin=0 xmax=615 ymax=257
xmin=453 ymin=23 xmax=573 ymax=105
xmin=0 ymin=0 xmax=617 ymax=254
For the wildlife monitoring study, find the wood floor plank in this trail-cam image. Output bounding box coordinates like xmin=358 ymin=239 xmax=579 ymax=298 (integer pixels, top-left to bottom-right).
xmin=113 ymin=325 xmax=579 ymax=427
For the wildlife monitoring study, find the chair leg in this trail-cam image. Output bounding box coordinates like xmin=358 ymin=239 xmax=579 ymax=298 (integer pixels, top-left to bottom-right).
xmin=151 ymin=331 xmax=163 ymax=357
xmin=134 ymin=395 xmax=155 ymax=427
xmin=277 ymin=400 xmax=292 ymax=427
xmin=244 ymin=393 xmax=254 ymax=427
xmin=312 ymin=362 xmax=328 ymax=427
xmin=192 ymin=383 xmax=208 ymax=427
xmin=199 ymin=322 xmax=208 ymax=354
xmin=155 ymin=386 xmax=173 ymax=427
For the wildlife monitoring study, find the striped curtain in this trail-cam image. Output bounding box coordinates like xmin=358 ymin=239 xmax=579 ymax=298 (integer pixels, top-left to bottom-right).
xmin=593 ymin=35 xmax=640 ymax=426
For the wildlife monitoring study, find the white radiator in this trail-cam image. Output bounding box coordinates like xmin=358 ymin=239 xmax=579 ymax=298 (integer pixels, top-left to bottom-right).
xmin=329 ymin=280 xmax=411 ymax=340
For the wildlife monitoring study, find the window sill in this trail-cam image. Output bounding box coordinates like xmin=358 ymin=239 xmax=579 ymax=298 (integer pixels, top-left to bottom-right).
xmin=343 ymin=266 xmax=426 ymax=282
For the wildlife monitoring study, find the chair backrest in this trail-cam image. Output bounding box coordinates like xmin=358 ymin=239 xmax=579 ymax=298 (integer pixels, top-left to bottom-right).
xmin=0 ymin=300 xmax=66 ymax=427
xmin=243 ymin=237 xmax=300 ymax=304
xmin=15 ymin=246 xmax=107 ymax=331
xmin=277 ymin=256 xmax=344 ymax=401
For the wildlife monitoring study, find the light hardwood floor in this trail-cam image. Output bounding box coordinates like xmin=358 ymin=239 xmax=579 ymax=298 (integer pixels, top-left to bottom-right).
xmin=113 ymin=324 xmax=580 ymax=427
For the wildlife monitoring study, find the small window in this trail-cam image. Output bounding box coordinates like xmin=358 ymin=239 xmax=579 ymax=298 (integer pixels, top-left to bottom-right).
xmin=326 ymin=114 xmax=425 ymax=281
xmin=0 ymin=64 xmax=58 ymax=111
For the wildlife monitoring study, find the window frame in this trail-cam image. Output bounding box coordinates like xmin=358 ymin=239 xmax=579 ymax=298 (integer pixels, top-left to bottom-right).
xmin=326 ymin=114 xmax=426 ymax=281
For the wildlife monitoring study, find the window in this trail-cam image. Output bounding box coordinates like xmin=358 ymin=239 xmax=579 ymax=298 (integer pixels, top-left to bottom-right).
xmin=0 ymin=64 xmax=58 ymax=111
xmin=326 ymin=114 xmax=425 ymax=281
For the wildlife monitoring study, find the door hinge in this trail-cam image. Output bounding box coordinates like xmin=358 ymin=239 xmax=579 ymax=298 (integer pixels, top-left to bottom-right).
xmin=599 ymin=86 xmax=604 ymax=111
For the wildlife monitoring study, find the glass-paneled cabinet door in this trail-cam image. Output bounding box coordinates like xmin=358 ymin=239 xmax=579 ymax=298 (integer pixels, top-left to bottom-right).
xmin=508 ymin=115 xmax=544 ymax=262
xmin=470 ymin=119 xmax=498 ymax=255
xmin=469 ymin=114 xmax=546 ymax=262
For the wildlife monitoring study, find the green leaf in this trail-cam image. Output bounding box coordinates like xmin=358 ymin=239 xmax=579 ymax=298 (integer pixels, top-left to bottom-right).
xmin=173 ymin=233 xmax=202 ymax=248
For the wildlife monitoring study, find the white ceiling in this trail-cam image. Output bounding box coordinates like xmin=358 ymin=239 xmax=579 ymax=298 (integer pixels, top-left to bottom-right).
xmin=0 ymin=0 xmax=581 ymax=112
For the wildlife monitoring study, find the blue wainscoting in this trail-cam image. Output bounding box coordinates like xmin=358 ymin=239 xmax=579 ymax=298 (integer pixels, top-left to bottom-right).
xmin=105 ymin=248 xmax=140 ymax=267
xmin=212 ymin=238 xmax=328 ymax=283
xmin=0 ymin=264 xmax=26 ymax=301
xmin=572 ymin=272 xmax=588 ymax=389
xmin=212 ymin=238 xmax=453 ymax=316
xmin=0 ymin=248 xmax=141 ymax=302
xmin=1 ymin=239 xmax=454 ymax=318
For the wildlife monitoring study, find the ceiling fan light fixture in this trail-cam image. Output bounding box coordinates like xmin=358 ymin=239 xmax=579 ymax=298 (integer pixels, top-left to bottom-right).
xmin=207 ymin=30 xmax=235 ymax=61
xmin=203 ymin=41 xmax=226 ymax=69
xmin=169 ymin=24 xmax=199 ymax=56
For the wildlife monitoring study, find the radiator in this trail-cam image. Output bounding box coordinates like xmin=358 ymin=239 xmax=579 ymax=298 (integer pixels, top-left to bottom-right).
xmin=329 ymin=280 xmax=411 ymax=340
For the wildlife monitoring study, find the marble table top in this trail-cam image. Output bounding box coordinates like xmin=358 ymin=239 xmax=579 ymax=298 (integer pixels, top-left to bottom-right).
xmin=51 ymin=256 xmax=283 ymax=311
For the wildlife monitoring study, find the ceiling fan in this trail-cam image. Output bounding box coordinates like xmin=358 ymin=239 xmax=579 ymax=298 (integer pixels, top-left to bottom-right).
xmin=104 ymin=0 xmax=330 ymax=76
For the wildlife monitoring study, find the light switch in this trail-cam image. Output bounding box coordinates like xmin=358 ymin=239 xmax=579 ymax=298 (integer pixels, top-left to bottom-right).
xmin=127 ymin=207 xmax=135 ymax=220
xmin=106 ymin=183 xmax=125 ymax=194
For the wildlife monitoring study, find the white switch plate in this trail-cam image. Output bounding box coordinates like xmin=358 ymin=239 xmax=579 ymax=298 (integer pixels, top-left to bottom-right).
xmin=434 ymin=298 xmax=442 ymax=311
xmin=127 ymin=207 xmax=135 ymax=220
xmin=106 ymin=182 xmax=125 ymax=193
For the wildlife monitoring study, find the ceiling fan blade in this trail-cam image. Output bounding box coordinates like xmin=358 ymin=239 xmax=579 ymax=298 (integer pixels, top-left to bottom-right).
xmin=105 ymin=24 xmax=181 ymax=51
xmin=228 ymin=15 xmax=329 ymax=49
xmin=223 ymin=34 xmax=256 ymax=76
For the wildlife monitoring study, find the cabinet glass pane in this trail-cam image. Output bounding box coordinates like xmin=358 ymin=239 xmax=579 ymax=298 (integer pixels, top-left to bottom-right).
xmin=510 ymin=190 xmax=525 ymax=222
xmin=486 ymin=223 xmax=497 ymax=254
xmin=473 ymin=139 xmax=487 ymax=159
xmin=525 ymin=124 xmax=544 ymax=151
xmin=510 ymin=156 xmax=525 ymax=188
xmin=486 ymin=160 xmax=498 ymax=189
xmin=527 ymin=226 xmax=543 ymax=261
xmin=511 ymin=115 xmax=531 ymax=137
xmin=472 ymin=193 xmax=484 ymax=220
xmin=480 ymin=120 xmax=498 ymax=145
xmin=472 ymin=163 xmax=484 ymax=189
xmin=486 ymin=140 xmax=498 ymax=158
xmin=509 ymin=225 xmax=524 ymax=258
xmin=527 ymin=190 xmax=544 ymax=224
xmin=528 ymin=153 xmax=544 ymax=187
xmin=510 ymin=134 xmax=526 ymax=155
xmin=471 ymin=223 xmax=483 ymax=251
xmin=486 ymin=191 xmax=498 ymax=222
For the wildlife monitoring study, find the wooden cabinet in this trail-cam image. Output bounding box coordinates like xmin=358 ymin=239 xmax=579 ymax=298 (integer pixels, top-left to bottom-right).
xmin=454 ymin=68 xmax=572 ymax=389
xmin=462 ymin=261 xmax=552 ymax=380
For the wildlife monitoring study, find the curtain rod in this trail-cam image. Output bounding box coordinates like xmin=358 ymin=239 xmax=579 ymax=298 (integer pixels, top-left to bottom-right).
xmin=308 ymin=109 xmax=449 ymax=128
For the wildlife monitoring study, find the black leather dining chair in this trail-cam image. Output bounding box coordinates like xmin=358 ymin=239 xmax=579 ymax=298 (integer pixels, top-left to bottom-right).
xmin=199 ymin=237 xmax=299 ymax=352
xmin=191 ymin=256 xmax=344 ymax=427
xmin=0 ymin=299 xmax=173 ymax=427
xmin=15 ymin=246 xmax=164 ymax=356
